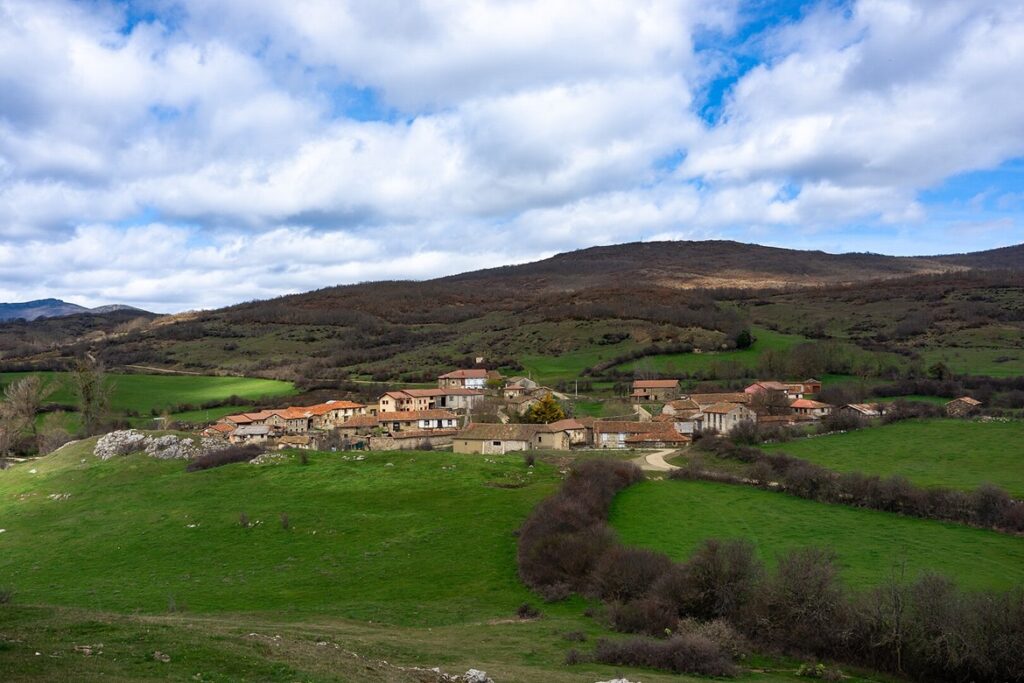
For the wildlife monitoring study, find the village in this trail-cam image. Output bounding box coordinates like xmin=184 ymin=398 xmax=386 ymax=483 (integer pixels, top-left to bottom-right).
xmin=203 ymin=367 xmax=984 ymax=455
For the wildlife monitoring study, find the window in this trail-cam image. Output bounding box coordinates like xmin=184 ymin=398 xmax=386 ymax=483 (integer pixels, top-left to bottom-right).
xmin=493 ymin=441 xmax=501 ymax=446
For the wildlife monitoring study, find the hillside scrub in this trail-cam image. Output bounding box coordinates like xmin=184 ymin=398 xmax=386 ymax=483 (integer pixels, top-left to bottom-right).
xmin=186 ymin=444 xmax=264 ymax=472
xmin=680 ymin=434 xmax=1024 ymax=533
xmin=518 ymin=459 xmax=1024 ymax=681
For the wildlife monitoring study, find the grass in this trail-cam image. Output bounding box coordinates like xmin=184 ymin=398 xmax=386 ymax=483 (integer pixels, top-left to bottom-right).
xmin=761 ymin=419 xmax=1024 ymax=497
xmin=0 ymin=439 xmax=894 ymax=682
xmin=611 ymin=479 xmax=1024 ymax=591
xmin=921 ymin=346 xmax=1024 ymax=378
xmin=0 ymin=371 xmax=295 ymax=414
xmin=613 ymin=327 xmax=809 ymax=376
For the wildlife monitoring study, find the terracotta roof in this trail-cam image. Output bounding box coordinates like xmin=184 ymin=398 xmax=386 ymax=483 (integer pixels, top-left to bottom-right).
xmin=546 ymin=418 xmax=586 ymax=431
xmin=208 ymin=422 xmax=235 ymax=433
xmin=702 ymin=402 xmax=751 ymax=414
xmin=457 ymin=423 xmax=538 ymax=441
xmin=748 ymin=381 xmax=790 ymax=392
xmin=790 ymin=399 xmax=832 ymax=409
xmin=625 ymin=426 xmax=691 ymax=444
xmin=439 ymin=369 xmax=488 ymax=379
xmin=633 ymin=379 xmax=680 ymax=389
xmin=686 ymin=393 xmax=751 ymax=407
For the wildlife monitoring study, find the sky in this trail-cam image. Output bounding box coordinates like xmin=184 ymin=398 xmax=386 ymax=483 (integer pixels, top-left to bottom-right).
xmin=0 ymin=0 xmax=1022 ymax=312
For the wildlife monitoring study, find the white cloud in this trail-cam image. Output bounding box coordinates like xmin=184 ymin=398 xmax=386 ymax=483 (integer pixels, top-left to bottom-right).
xmin=0 ymin=0 xmax=1021 ymax=310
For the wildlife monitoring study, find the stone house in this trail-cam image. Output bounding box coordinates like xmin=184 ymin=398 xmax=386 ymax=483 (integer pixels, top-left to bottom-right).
xmin=593 ymin=421 xmax=687 ymax=449
xmin=839 ymin=403 xmax=885 ymax=418
xmin=631 ymin=379 xmax=680 ymax=402
xmin=789 ymin=398 xmax=833 ymax=418
xmin=438 ymin=369 xmax=490 ymax=390
xmin=945 ymin=396 xmax=982 ymax=417
xmin=229 ymin=424 xmax=270 ymax=445
xmin=700 ymin=403 xmax=757 ymax=434
xmin=454 ymin=423 xmax=538 ymax=454
xmin=377 ymin=409 xmax=459 ymax=434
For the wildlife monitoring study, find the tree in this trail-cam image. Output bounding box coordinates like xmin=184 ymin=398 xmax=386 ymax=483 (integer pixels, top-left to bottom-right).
xmin=750 ymin=389 xmax=791 ymax=416
xmin=735 ymin=329 xmax=753 ymax=350
xmin=72 ymin=356 xmax=112 ymax=436
xmin=3 ymin=375 xmax=54 ymax=441
xmin=524 ymin=394 xmax=566 ymax=424
xmin=928 ymin=361 xmax=951 ymax=381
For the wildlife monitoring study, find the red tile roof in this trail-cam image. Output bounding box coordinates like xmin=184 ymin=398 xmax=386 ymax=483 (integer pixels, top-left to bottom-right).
xmin=790 ymin=399 xmax=832 ymax=409
xmin=439 ymin=369 xmax=488 ymax=379
xmin=633 ymin=379 xmax=680 ymax=389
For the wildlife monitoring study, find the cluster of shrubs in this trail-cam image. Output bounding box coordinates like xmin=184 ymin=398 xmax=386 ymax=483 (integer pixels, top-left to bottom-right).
xmin=682 ymin=436 xmax=1024 ymax=532
xmin=519 ymin=459 xmax=1024 ymax=681
xmin=186 ymin=444 xmax=264 ymax=472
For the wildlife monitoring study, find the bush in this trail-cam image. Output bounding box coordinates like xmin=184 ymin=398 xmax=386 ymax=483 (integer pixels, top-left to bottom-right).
xmin=0 ymin=587 xmax=13 ymax=605
xmin=654 ymin=539 xmax=763 ymax=623
xmin=608 ymin=597 xmax=677 ymax=636
xmin=562 ymin=630 xmax=587 ymax=642
xmin=516 ymin=602 xmax=541 ymax=619
xmin=592 ymin=633 xmax=738 ymax=676
xmin=590 ymin=546 xmax=673 ymax=602
xmin=186 ymin=445 xmax=264 ymax=472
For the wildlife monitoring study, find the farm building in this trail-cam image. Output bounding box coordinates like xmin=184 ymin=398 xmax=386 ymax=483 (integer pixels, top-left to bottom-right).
xmin=454 ymin=423 xmax=538 ymax=454
xmin=594 ymin=421 xmax=687 ymax=448
xmin=840 ymin=403 xmax=885 ymax=418
xmin=684 ymin=392 xmax=752 ymax=409
xmin=945 ymin=396 xmax=982 ymax=417
xmin=701 ymin=403 xmax=757 ymax=434
xmin=438 ymin=369 xmax=491 ymax=389
xmin=378 ymin=388 xmax=484 ymax=414
xmin=790 ymin=398 xmax=833 ymax=418
xmin=229 ymin=424 xmax=270 ymax=444
xmin=631 ymin=379 xmax=680 ymax=402
xmin=377 ymin=409 xmax=459 ymax=433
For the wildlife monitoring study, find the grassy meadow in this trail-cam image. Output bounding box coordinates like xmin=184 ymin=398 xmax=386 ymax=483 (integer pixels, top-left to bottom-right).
xmin=761 ymin=419 xmax=1024 ymax=497
xmin=611 ymin=479 xmax=1024 ymax=591
xmin=0 ymin=371 xmax=295 ymax=414
xmin=0 ymin=439 xmax=895 ymax=682
xmin=612 ymin=326 xmax=808 ymax=376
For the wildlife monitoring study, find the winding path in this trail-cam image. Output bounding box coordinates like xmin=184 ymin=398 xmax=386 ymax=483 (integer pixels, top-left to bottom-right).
xmin=637 ymin=448 xmax=681 ymax=472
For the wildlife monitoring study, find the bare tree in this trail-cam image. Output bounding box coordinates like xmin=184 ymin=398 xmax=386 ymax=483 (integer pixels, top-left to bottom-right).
xmin=72 ymin=356 xmax=112 ymax=436
xmin=750 ymin=389 xmax=791 ymax=416
xmin=3 ymin=375 xmax=55 ymax=441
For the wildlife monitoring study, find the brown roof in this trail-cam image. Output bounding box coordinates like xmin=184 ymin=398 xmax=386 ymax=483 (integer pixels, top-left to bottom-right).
xmin=457 ymin=423 xmax=538 ymax=441
xmin=666 ymin=398 xmax=700 ymax=412
xmin=749 ymin=381 xmax=790 ymax=392
xmin=546 ymin=418 xmax=586 ymax=431
xmin=593 ymin=421 xmax=666 ymax=435
xmin=625 ymin=426 xmax=691 ymax=444
xmin=702 ymin=402 xmax=752 ymax=414
xmin=633 ymin=379 xmax=680 ymax=389
xmin=439 ymin=369 xmax=488 ymax=379
xmin=950 ymin=396 xmax=981 ymax=405
xmin=686 ymin=393 xmax=751 ymax=407
xmin=843 ymin=403 xmax=883 ymax=415
xmin=338 ymin=415 xmax=379 ymax=428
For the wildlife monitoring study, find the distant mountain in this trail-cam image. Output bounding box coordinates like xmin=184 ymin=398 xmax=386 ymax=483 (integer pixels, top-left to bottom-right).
xmin=0 ymin=299 xmax=151 ymax=322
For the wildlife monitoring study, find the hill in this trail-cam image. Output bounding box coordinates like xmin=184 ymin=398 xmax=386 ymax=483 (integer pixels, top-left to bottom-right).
xmin=0 ymin=240 xmax=1021 ymax=383
xmin=0 ymin=299 xmax=151 ymax=322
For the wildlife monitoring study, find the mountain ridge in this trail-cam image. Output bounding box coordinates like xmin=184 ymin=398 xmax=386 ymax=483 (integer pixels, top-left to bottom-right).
xmin=0 ymin=299 xmax=151 ymax=322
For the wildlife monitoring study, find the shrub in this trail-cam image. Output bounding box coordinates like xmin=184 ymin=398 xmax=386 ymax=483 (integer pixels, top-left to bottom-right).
xmin=238 ymin=512 xmax=250 ymax=528
xmin=562 ymin=630 xmax=587 ymax=642
xmin=654 ymin=539 xmax=763 ymax=623
xmin=590 ymin=546 xmax=673 ymax=602
xmin=608 ymin=597 xmax=677 ymax=636
xmin=186 ymin=445 xmax=264 ymax=472
xmin=280 ymin=513 xmax=290 ymax=530
xmin=592 ymin=633 xmax=738 ymax=676
xmin=0 ymin=587 xmax=13 ymax=605
xmin=516 ymin=603 xmax=541 ymax=619
xmin=523 ymin=453 xmax=536 ymax=467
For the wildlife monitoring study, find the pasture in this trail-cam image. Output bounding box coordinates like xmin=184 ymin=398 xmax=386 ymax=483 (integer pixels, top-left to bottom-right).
xmin=761 ymin=419 xmax=1024 ymax=497
xmin=611 ymin=479 xmax=1024 ymax=591
xmin=612 ymin=327 xmax=808 ymax=376
xmin=0 ymin=371 xmax=295 ymax=415
xmin=0 ymin=441 xmax=891 ymax=682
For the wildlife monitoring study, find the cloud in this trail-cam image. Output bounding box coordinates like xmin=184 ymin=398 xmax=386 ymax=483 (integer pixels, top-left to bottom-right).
xmin=0 ymin=0 xmax=1021 ymax=311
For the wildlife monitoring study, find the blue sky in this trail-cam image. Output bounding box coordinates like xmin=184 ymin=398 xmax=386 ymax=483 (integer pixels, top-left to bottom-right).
xmin=0 ymin=0 xmax=1021 ymax=311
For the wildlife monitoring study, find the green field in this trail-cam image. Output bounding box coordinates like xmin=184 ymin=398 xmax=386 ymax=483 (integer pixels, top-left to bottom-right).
xmin=611 ymin=479 xmax=1024 ymax=591
xmin=614 ymin=327 xmax=808 ymax=376
xmin=0 ymin=440 xmax=894 ymax=682
xmin=762 ymin=419 xmax=1024 ymax=497
xmin=0 ymin=371 xmax=295 ymax=414
xmin=921 ymin=346 xmax=1024 ymax=377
